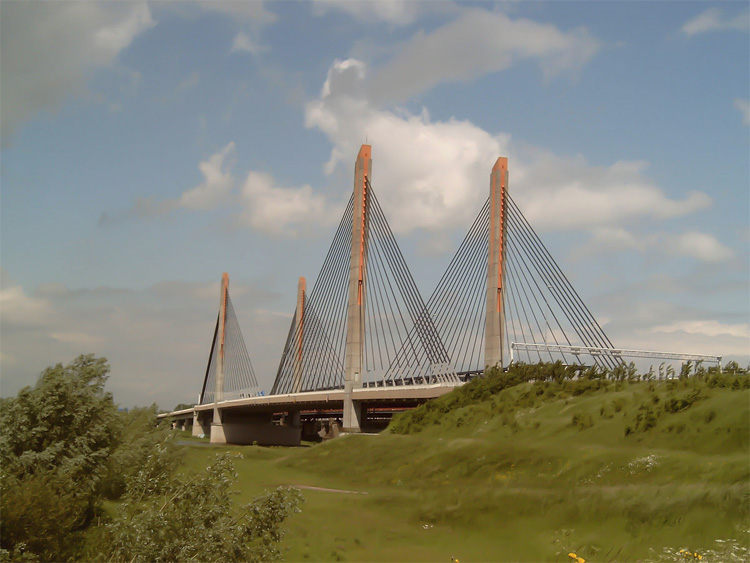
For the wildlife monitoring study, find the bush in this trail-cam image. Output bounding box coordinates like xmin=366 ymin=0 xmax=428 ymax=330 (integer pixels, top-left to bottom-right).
xmin=572 ymin=412 xmax=594 ymax=430
xmin=1 ymin=356 xmax=302 ymax=562
xmin=0 ymin=355 xmax=119 ymax=560
xmin=103 ymin=453 xmax=302 ymax=563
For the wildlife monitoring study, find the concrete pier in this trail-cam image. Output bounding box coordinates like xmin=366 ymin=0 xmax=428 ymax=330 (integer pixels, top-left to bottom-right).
xmin=485 ymin=157 xmax=508 ymax=370
xmin=343 ymin=144 xmax=371 ymax=432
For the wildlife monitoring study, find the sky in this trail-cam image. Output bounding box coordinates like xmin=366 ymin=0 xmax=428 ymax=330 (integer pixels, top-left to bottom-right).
xmin=1 ymin=1 xmax=748 ymax=409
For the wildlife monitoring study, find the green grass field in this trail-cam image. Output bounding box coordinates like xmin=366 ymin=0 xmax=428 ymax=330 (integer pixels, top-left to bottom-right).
xmin=177 ymin=374 xmax=749 ymax=562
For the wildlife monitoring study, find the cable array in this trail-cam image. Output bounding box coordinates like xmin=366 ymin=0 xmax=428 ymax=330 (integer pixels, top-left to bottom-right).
xmin=200 ymin=293 xmax=260 ymax=404
xmin=423 ymin=197 xmax=491 ymax=375
xmin=504 ymin=195 xmax=620 ymax=369
xmin=271 ymin=195 xmax=354 ymax=393
xmin=425 ymin=193 xmax=621 ymax=372
xmin=271 ymin=180 xmax=456 ymax=394
xmin=366 ymin=182 xmax=456 ymax=384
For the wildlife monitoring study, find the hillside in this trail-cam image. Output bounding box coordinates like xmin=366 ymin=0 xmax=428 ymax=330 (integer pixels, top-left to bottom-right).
xmin=181 ymin=365 xmax=749 ymax=562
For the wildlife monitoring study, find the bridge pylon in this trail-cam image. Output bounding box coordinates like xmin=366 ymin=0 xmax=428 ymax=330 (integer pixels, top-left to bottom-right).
xmin=343 ymin=144 xmax=371 ymax=431
xmin=292 ymin=276 xmax=306 ymax=394
xmin=210 ymin=272 xmax=230 ymax=443
xmin=485 ymin=157 xmax=508 ymax=370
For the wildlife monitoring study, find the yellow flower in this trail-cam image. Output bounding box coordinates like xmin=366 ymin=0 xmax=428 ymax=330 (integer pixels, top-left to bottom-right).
xmin=577 ymin=557 xmax=586 ymax=563
xmin=568 ymin=554 xmax=577 ymax=560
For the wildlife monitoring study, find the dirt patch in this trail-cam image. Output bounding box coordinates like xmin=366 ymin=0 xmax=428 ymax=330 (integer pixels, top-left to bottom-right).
xmin=293 ymin=485 xmax=368 ymax=494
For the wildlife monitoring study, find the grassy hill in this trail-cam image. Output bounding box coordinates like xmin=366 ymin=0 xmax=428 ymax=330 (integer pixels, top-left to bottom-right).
xmin=180 ymin=365 xmax=749 ymax=562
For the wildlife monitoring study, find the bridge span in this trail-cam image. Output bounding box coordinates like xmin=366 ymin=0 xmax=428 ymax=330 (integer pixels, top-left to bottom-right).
xmin=159 ymin=143 xmax=720 ymax=446
xmin=158 ymin=381 xmax=461 ymax=446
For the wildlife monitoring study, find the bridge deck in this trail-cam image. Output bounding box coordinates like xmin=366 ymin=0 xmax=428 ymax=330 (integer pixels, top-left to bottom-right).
xmin=158 ymin=382 xmax=462 ymax=419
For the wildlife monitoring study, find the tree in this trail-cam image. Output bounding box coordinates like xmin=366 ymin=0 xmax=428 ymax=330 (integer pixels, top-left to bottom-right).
xmin=0 ymin=355 xmax=119 ymax=560
xmin=103 ymin=452 xmax=302 ymax=563
xmin=1 ymin=355 xmax=303 ymax=562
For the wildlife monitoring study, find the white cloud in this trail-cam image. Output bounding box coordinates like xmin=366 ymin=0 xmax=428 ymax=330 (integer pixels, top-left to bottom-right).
xmin=665 ymin=231 xmax=734 ymax=263
xmin=0 ymin=284 xmax=55 ymax=328
xmin=105 ymin=141 xmax=340 ymax=238
xmin=0 ymin=1 xmax=155 ymax=140
xmin=196 ymin=1 xmax=277 ymax=25
xmin=179 ymin=142 xmax=236 ymax=210
xmin=652 ymin=320 xmax=749 ymax=340
xmin=311 ymin=0 xmax=433 ymax=26
xmin=306 ymin=59 xmax=512 ymax=234
xmin=237 ymin=172 xmax=338 ymax=236
xmin=573 ymin=228 xmax=736 ymax=265
xmin=231 ymin=32 xmax=268 ymax=55
xmin=305 ymin=58 xmax=714 ymax=242
xmin=512 ymin=152 xmax=713 ymax=231
xmin=734 ymin=98 xmax=750 ymax=126
xmin=368 ymin=9 xmax=601 ymax=103
xmin=681 ymin=8 xmax=749 ymax=36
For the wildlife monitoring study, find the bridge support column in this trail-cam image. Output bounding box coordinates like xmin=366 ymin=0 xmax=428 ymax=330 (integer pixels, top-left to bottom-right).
xmin=343 ymin=145 xmax=371 ymax=432
xmin=193 ymin=411 xmax=211 ymax=437
xmin=210 ymin=408 xmax=227 ymax=444
xmin=217 ymin=409 xmax=301 ymax=446
xmin=292 ymin=277 xmax=306 ymax=394
xmin=485 ymin=157 xmax=508 ymax=370
xmin=211 ymin=273 xmax=230 ymax=443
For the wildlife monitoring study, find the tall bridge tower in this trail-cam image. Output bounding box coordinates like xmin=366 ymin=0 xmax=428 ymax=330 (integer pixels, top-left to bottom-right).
xmin=485 ymin=157 xmax=508 ymax=370
xmin=343 ymin=145 xmax=371 ymax=431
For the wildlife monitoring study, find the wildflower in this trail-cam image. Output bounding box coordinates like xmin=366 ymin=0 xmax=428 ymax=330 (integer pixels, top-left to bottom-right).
xmin=568 ymin=553 xmax=577 ymax=560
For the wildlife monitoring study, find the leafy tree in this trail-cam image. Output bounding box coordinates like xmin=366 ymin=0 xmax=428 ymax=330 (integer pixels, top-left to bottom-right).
xmin=1 ymin=355 xmax=303 ymax=562
xmin=0 ymin=355 xmax=119 ymax=560
xmin=103 ymin=452 xmax=302 ymax=563
xmin=0 ymin=355 xmax=118 ymax=484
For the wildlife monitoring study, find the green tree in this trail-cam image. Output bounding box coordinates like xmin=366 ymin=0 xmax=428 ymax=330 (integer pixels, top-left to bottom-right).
xmin=104 ymin=453 xmax=302 ymax=563
xmin=0 ymin=355 xmax=119 ymax=560
xmin=1 ymin=355 xmax=303 ymax=562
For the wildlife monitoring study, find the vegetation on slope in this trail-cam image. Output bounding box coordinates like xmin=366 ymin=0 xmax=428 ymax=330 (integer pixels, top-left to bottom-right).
xmin=270 ymin=362 xmax=749 ymax=561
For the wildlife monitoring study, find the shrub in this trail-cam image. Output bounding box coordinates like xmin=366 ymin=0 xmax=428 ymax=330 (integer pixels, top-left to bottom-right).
xmin=572 ymin=412 xmax=594 ymax=430
xmin=103 ymin=453 xmax=302 ymax=563
xmin=0 ymin=355 xmax=119 ymax=560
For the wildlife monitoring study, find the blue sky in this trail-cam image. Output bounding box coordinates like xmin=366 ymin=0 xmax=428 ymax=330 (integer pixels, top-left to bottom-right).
xmin=1 ymin=1 xmax=748 ymax=408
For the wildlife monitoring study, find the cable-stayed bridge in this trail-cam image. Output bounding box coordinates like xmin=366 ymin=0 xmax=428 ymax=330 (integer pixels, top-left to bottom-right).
xmin=160 ymin=145 xmax=721 ymax=445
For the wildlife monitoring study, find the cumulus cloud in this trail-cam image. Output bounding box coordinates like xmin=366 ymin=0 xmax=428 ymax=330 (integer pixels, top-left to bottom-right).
xmin=652 ymin=320 xmax=749 ymax=340
xmin=231 ymin=32 xmax=268 ymax=55
xmin=575 ymin=229 xmax=735 ymax=264
xmin=734 ymin=98 xmax=750 ymax=126
xmin=237 ymin=171 xmax=339 ymax=236
xmin=665 ymin=231 xmax=734 ymax=263
xmin=196 ymin=0 xmax=277 ymax=25
xmin=311 ymin=0 xmax=438 ymax=26
xmin=179 ymin=142 xmax=236 ymax=210
xmin=305 ymin=57 xmax=716 ymax=246
xmin=511 ymin=152 xmax=713 ymax=231
xmin=0 ymin=1 xmax=155 ymax=141
xmin=681 ymin=8 xmax=749 ymax=36
xmin=306 ymin=59 xmax=511 ymax=233
xmin=368 ymin=9 xmax=601 ymax=103
xmin=103 ymin=142 xmax=341 ymax=238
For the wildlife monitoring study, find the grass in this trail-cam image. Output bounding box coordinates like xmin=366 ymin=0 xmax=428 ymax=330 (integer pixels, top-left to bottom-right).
xmin=176 ymin=370 xmax=749 ymax=562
